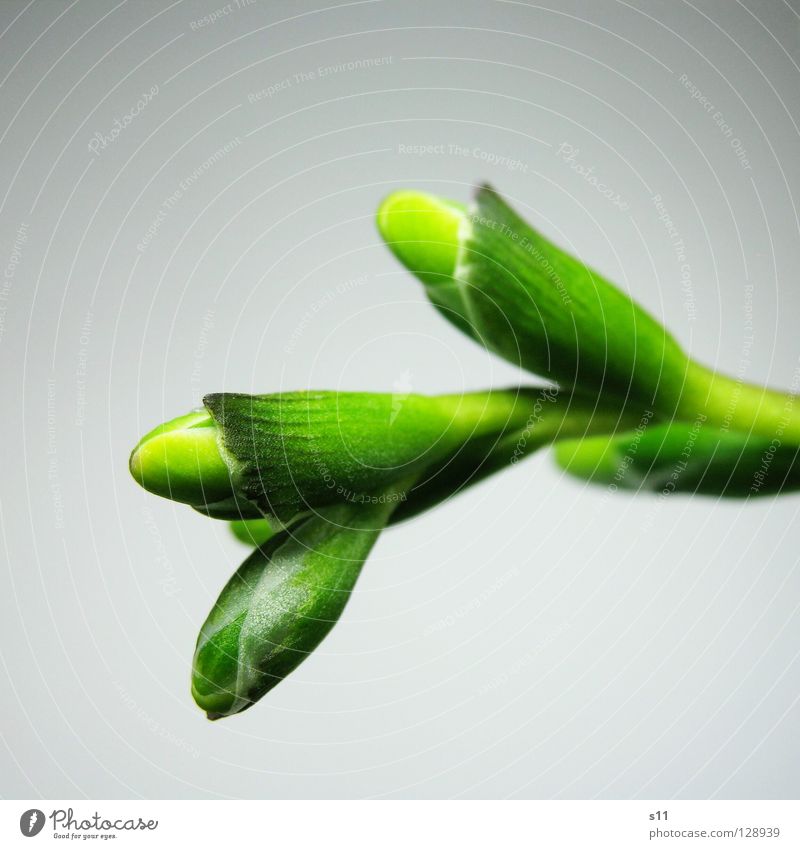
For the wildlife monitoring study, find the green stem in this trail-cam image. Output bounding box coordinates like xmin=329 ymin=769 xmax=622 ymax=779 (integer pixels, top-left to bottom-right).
xmin=393 ymin=387 xmax=652 ymax=522
xmin=435 ymin=388 xmax=544 ymax=437
xmin=680 ymin=362 xmax=800 ymax=443
xmin=441 ymin=385 xmax=653 ymax=447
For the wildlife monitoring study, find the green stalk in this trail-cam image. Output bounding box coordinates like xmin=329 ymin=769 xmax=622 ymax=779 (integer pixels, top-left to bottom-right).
xmin=202 ymin=388 xmax=538 ymax=524
xmin=678 ymin=362 xmax=800 ymax=444
xmin=192 ymin=388 xmax=648 ymax=720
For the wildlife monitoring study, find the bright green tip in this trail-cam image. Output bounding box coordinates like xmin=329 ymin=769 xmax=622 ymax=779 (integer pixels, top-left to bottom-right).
xmin=129 ymin=409 xmax=235 ymax=506
xmin=376 ymin=190 xmax=467 ymax=285
xmin=229 ymin=518 xmax=273 ymax=547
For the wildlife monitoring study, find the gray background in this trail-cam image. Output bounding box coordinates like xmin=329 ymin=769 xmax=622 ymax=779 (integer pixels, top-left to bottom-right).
xmin=1 ymin=0 xmax=799 ymax=800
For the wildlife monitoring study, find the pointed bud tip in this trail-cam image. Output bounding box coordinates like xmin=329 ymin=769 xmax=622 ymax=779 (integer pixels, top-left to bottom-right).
xmin=376 ymin=190 xmax=467 ymax=284
xmin=129 ymin=409 xmax=235 ymax=506
xmin=192 ymin=667 xmax=262 ymax=720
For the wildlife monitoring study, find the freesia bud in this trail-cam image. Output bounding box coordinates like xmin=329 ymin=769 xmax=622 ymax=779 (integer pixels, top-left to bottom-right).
xmin=192 ymin=490 xmax=407 ymax=719
xmin=129 ymin=410 xmax=235 ymax=506
xmin=377 ymin=184 xmax=800 ymax=443
xmin=200 ymin=388 xmax=537 ymax=524
xmin=378 ymin=185 xmax=689 ymax=411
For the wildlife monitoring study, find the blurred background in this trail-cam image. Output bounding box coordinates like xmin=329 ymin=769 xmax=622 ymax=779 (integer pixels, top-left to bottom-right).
xmin=1 ymin=0 xmax=799 ymax=799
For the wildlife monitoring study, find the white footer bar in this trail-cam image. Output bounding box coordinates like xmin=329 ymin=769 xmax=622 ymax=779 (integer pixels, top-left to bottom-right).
xmin=3 ymin=800 xmax=798 ymax=848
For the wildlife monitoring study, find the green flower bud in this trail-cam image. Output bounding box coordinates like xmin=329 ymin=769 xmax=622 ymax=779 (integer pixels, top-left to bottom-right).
xmin=129 ymin=410 xmax=235 ymax=506
xmin=200 ymin=388 xmax=537 ymax=524
xmin=192 ymin=386 xmax=646 ymax=720
xmin=555 ymin=422 xmax=800 ymax=497
xmin=131 ymin=387 xmax=647 ymax=524
xmin=378 ymin=185 xmax=689 ymax=410
xmin=192 ymin=491 xmax=405 ymax=719
xmin=376 ymin=190 xmax=464 ymax=282
xmin=377 ymin=185 xmax=800 ymax=443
